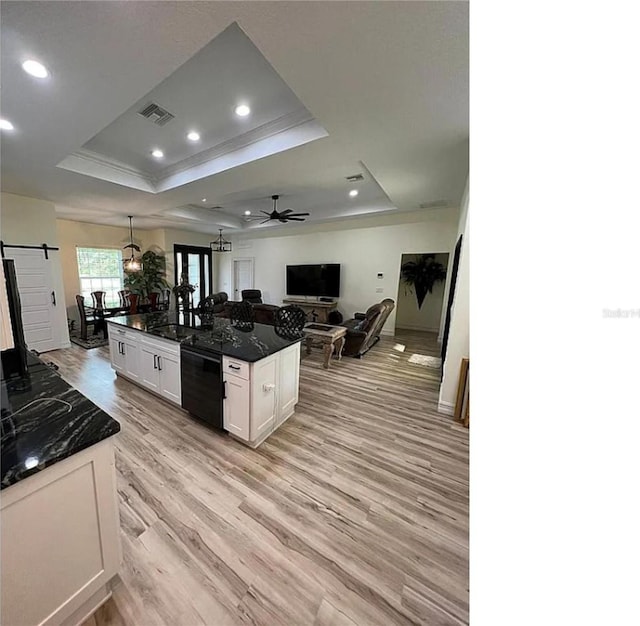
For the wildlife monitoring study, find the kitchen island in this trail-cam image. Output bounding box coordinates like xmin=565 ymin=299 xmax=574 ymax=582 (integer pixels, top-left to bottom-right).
xmin=1 ymin=352 xmax=121 ymax=626
xmin=107 ymin=312 xmax=302 ymax=448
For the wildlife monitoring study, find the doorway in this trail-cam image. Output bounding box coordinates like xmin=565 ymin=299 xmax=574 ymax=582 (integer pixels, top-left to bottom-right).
xmin=395 ymin=252 xmax=449 ymax=336
xmin=173 ymin=245 xmax=212 ymax=309
xmin=232 ymin=258 xmax=254 ymax=301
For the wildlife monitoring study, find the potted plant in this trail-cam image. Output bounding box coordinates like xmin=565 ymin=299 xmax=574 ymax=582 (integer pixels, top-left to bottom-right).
xmin=400 ymin=254 xmax=447 ymax=309
xmin=172 ymin=272 xmax=196 ymax=310
xmin=124 ymin=250 xmax=170 ymax=305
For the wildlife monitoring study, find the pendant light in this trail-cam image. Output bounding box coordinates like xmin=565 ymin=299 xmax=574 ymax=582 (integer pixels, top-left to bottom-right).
xmin=123 ymin=215 xmax=143 ymax=272
xmin=210 ymin=229 xmax=232 ymax=253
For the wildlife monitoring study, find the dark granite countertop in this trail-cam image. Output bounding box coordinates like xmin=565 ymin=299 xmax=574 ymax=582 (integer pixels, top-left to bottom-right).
xmin=107 ymin=312 xmax=303 ymax=362
xmin=1 ymin=352 xmax=121 ymax=489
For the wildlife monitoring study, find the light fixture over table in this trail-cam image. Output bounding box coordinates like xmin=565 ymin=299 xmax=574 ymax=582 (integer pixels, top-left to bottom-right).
xmin=123 ymin=216 xmax=143 ymax=272
xmin=210 ymin=229 xmax=232 ymax=253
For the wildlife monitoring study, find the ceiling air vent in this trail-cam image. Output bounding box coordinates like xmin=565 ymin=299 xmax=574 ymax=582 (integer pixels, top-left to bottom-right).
xmin=345 ymin=174 xmax=364 ymax=183
xmin=137 ymin=102 xmax=175 ymax=126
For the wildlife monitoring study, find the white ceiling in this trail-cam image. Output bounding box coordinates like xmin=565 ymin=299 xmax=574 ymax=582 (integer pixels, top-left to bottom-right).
xmin=0 ymin=1 xmax=469 ymax=234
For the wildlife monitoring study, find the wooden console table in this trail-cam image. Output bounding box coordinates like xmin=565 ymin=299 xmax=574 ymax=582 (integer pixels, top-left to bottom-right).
xmin=302 ymin=323 xmax=347 ymax=369
xmin=282 ymin=298 xmax=338 ymax=323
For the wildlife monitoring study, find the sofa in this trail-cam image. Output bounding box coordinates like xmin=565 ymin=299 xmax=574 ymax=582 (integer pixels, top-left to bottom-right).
xmin=341 ymin=298 xmax=395 ymax=357
xmin=215 ymin=301 xmax=280 ymax=326
xmin=198 ymin=292 xmax=228 ymax=314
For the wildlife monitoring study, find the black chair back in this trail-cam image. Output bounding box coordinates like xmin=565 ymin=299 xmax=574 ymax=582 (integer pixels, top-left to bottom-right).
xmin=241 ymin=289 xmax=263 ymax=304
xmin=91 ymin=290 xmax=106 ymax=309
xmin=231 ymin=301 xmax=255 ymax=324
xmin=275 ymin=305 xmax=307 ymax=332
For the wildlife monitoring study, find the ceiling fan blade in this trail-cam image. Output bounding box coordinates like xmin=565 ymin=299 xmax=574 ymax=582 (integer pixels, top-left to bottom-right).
xmin=285 ymin=217 xmax=306 ymax=221
xmin=285 ymin=212 xmax=310 ymax=217
xmin=260 ymin=218 xmax=272 ymax=224
xmin=279 ymin=209 xmax=293 ymax=215
xmin=260 ymin=210 xmax=272 ymax=217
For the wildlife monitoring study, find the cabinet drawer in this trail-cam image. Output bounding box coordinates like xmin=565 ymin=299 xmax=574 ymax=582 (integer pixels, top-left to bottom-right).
xmin=222 ymin=357 xmax=249 ymax=380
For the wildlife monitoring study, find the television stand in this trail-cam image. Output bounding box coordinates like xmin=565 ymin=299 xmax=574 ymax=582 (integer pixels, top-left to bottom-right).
xmin=282 ymin=298 xmax=338 ymax=324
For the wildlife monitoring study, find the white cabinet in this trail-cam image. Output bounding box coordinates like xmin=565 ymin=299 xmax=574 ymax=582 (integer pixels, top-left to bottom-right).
xmin=109 ymin=328 xmax=139 ymax=382
xmin=107 ymin=323 xmax=181 ymax=406
xmin=223 ymin=342 xmax=301 ymax=448
xmin=139 ymin=337 xmax=181 ymax=405
xmin=157 ymin=349 xmax=181 ymax=404
xmin=277 ymin=343 xmax=300 ymax=426
xmin=1 ymin=438 xmax=120 ymax=626
xmin=223 ymin=375 xmax=250 ymax=439
xmin=251 ymin=354 xmax=278 ymax=442
xmin=139 ymin=343 xmax=160 ymax=392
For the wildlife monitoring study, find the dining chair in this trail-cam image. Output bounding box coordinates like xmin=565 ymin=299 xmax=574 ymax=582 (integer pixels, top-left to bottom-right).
xmin=118 ymin=289 xmax=130 ymax=308
xmin=76 ymin=295 xmax=104 ymax=340
xmin=91 ymin=290 xmax=107 ymax=309
xmin=148 ymin=292 xmax=159 ymax=311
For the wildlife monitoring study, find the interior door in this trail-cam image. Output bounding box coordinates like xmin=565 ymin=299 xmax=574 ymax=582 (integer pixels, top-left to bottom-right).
xmin=233 ymin=259 xmax=253 ymax=301
xmin=3 ymin=249 xmax=56 ymax=353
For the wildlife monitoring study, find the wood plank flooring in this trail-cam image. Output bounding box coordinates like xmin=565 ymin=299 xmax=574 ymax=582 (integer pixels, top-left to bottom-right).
xmin=44 ymin=329 xmax=469 ymax=625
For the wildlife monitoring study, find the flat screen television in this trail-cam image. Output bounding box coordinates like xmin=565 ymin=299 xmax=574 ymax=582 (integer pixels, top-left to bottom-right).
xmin=286 ymin=264 xmax=341 ymax=298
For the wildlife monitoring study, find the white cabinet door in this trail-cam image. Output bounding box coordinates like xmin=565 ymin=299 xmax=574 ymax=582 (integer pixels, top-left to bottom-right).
xmin=277 ymin=343 xmax=300 ymax=425
xmin=157 ymin=350 xmax=181 ymax=405
xmin=122 ymin=338 xmax=140 ymax=382
xmin=250 ymin=354 xmax=278 ymax=442
xmin=223 ymin=375 xmax=250 ymax=440
xmin=139 ymin=344 xmax=160 ymax=392
xmin=108 ymin=337 xmax=125 ymax=373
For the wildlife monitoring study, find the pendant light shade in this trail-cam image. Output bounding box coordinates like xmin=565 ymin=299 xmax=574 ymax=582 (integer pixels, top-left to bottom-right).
xmin=210 ymin=229 xmax=232 ymax=253
xmin=123 ymin=215 xmax=143 ymax=272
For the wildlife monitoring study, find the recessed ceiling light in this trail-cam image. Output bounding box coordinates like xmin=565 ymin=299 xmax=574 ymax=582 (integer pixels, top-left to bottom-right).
xmin=187 ymin=131 xmax=200 ymax=142
xmin=22 ymin=59 xmax=49 ymax=79
xmin=0 ymin=119 xmax=15 ymax=131
xmin=235 ymin=104 xmax=251 ymax=117
xmin=151 ymin=149 xmax=164 ymax=159
xmin=244 ymin=210 xmax=251 ymax=215
xmin=349 ymin=189 xmax=359 ymax=198
xmin=202 ymin=198 xmax=207 ymax=202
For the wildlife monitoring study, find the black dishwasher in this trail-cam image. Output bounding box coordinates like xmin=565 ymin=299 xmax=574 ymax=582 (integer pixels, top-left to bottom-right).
xmin=180 ymin=344 xmax=223 ymax=428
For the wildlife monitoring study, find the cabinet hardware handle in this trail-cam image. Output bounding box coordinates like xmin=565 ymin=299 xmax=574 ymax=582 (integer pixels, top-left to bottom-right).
xmin=51 ymin=291 xmax=56 ymax=306
xmin=120 ymin=342 xmax=124 ymax=355
xmin=157 ymin=356 xmax=162 ymax=371
xmin=153 ymin=354 xmax=157 ymax=369
xmin=223 ymin=381 xmax=227 ymax=399
xmin=229 ymin=364 xmax=240 ymax=370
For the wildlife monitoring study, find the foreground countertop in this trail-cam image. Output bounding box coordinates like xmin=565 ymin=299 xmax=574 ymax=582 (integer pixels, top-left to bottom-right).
xmin=1 ymin=352 xmax=121 ymax=489
xmin=108 ymin=311 xmax=303 ymax=362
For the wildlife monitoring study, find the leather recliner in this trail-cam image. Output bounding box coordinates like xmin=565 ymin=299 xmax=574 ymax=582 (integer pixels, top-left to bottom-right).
xmin=341 ymin=298 xmax=395 ymax=358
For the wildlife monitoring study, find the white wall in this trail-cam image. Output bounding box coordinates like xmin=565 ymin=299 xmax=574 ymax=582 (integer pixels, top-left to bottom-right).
xmin=217 ymin=209 xmax=459 ymax=334
xmin=0 ymin=193 xmax=70 ymax=349
xmin=395 ymin=253 xmax=449 ymax=333
xmin=439 ymin=181 xmax=469 ymax=414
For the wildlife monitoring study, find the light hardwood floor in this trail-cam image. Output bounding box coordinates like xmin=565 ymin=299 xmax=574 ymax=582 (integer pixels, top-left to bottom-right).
xmin=45 ymin=329 xmax=469 ymax=626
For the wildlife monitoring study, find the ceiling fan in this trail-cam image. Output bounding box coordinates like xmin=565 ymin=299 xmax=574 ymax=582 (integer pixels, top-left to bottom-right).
xmin=247 ymin=195 xmax=310 ymax=224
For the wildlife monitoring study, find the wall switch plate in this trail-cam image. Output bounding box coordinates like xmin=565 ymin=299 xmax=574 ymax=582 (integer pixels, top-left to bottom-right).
xmin=377 ymin=273 xmax=384 ymax=279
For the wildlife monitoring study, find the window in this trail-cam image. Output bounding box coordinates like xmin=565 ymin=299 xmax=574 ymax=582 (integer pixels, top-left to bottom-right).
xmin=76 ymin=247 xmax=123 ymax=307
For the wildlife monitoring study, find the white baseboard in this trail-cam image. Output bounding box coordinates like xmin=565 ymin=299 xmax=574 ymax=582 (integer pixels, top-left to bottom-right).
xmin=438 ymin=400 xmax=455 ymax=416
xmin=381 ymin=328 xmax=394 ymax=337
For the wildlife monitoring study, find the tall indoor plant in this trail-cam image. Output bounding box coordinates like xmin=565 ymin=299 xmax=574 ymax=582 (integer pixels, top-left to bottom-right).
xmin=123 ymin=250 xmax=169 ymax=301
xmin=400 ymin=254 xmax=447 ymax=309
